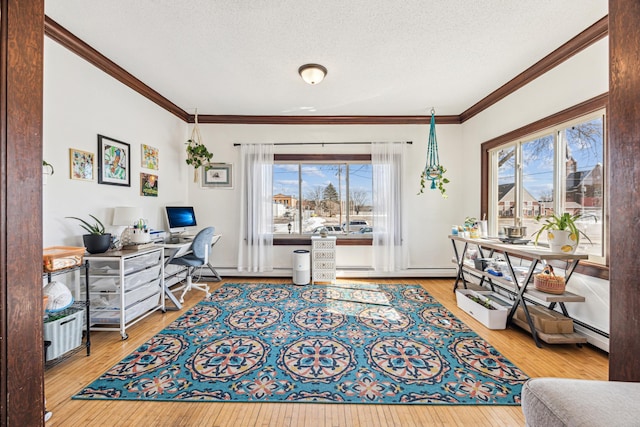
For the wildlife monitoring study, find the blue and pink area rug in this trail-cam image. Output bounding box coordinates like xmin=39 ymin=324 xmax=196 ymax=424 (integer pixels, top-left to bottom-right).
xmin=73 ymin=283 xmax=528 ymax=405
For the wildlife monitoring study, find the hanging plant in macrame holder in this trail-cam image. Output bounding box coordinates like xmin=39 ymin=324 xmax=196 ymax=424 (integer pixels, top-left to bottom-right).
xmin=418 ymin=108 xmax=449 ymax=198
xmin=186 ymin=110 xmax=213 ymax=182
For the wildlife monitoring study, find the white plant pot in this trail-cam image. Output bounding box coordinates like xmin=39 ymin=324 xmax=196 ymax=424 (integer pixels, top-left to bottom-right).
xmin=455 ymin=289 xmax=509 ymax=330
xmin=547 ymin=229 xmax=577 ymax=253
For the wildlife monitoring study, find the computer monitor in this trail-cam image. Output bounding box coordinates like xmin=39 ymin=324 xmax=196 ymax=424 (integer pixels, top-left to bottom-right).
xmin=165 ymin=206 xmax=197 ymax=235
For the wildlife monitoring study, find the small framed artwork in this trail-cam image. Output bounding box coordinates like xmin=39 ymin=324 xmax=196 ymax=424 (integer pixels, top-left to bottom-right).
xmin=69 ymin=148 xmax=95 ymax=181
xmin=97 ymin=134 xmax=130 ymax=186
xmin=141 ymin=144 xmax=159 ymax=170
xmin=202 ymin=163 xmax=233 ymax=188
xmin=140 ymin=172 xmax=158 ymax=197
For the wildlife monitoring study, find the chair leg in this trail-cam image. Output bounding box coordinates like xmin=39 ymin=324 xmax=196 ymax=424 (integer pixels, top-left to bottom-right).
xmin=207 ymin=262 xmax=221 ymax=281
xmin=179 ymin=268 xmax=211 ymax=303
xmin=179 ymin=274 xmax=192 ymax=304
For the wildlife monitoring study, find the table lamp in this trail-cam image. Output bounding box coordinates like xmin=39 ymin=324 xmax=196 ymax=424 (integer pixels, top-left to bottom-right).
xmin=112 ymin=206 xmax=144 ymax=246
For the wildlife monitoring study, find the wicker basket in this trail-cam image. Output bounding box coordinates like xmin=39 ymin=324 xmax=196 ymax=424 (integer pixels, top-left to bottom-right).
xmin=534 ymin=268 xmax=566 ymax=294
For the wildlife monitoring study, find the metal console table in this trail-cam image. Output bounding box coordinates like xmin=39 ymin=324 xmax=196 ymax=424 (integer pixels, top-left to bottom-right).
xmin=450 ymin=235 xmax=588 ymax=348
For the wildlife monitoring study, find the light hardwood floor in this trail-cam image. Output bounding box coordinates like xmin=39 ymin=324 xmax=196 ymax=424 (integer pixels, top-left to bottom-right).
xmin=44 ymin=278 xmax=608 ymax=426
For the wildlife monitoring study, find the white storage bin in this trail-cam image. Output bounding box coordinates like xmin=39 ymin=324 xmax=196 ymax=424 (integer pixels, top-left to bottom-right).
xmin=125 ymin=278 xmax=161 ymax=307
xmin=91 ymin=278 xmax=161 ymax=309
xmin=122 ymin=292 xmax=161 ymax=322
xmin=127 ymin=264 xmax=161 ymax=289
xmin=455 ymin=289 xmax=509 ymax=330
xmin=44 ymin=307 xmax=84 ymax=361
xmin=124 ymin=250 xmax=162 ymax=274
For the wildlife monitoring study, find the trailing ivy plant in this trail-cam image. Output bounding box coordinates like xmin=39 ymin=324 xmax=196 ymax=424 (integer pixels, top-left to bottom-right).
xmin=418 ymin=165 xmax=449 ymax=198
xmin=186 ymin=111 xmax=214 ymax=182
xmin=186 ymin=139 xmax=213 ymax=181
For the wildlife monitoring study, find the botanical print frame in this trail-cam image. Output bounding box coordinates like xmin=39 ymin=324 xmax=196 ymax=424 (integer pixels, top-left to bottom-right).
xmin=69 ymin=148 xmax=95 ymax=181
xmin=202 ymin=163 xmax=233 ymax=188
xmin=98 ymin=134 xmax=130 ymax=186
xmin=140 ymin=173 xmax=158 ymax=197
xmin=141 ymin=144 xmax=159 ymax=170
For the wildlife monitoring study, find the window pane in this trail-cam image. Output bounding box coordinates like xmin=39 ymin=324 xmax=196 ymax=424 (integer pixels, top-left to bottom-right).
xmin=497 ymin=146 xmax=516 ymax=232
xmin=348 ymin=164 xmax=373 ymax=233
xmin=302 ymin=164 xmax=344 ymax=234
xmin=273 ymin=164 xmax=299 ymax=234
xmin=562 ymin=117 xmax=604 ymax=256
xmin=521 ymin=134 xmax=554 ymax=234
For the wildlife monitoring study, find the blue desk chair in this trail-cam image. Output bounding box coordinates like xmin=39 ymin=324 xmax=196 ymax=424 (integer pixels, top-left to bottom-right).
xmin=169 ymin=226 xmax=216 ymax=302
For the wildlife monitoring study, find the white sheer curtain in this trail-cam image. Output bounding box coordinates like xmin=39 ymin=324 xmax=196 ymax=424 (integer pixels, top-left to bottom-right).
xmin=372 ymin=142 xmax=408 ymax=272
xmin=237 ymin=144 xmax=274 ymax=272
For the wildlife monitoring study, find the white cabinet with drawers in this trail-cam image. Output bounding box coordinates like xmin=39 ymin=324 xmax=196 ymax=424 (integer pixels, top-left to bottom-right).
xmin=86 ymin=247 xmax=165 ymax=339
xmin=311 ymin=236 xmax=336 ymax=284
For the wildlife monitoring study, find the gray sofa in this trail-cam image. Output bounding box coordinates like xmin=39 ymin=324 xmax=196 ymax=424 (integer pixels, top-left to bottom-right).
xmin=521 ymin=377 xmax=640 ymax=427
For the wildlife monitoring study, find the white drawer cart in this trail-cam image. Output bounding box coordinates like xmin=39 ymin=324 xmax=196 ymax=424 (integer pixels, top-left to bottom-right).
xmin=311 ymin=236 xmax=336 ymax=284
xmin=85 ymin=247 xmax=165 ymax=340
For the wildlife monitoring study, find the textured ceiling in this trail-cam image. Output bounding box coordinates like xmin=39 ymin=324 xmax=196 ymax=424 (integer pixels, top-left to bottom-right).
xmin=45 ymin=0 xmax=608 ymax=116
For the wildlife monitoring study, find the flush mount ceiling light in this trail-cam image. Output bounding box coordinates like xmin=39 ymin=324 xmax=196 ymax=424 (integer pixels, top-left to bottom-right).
xmin=298 ymin=63 xmax=327 ymax=85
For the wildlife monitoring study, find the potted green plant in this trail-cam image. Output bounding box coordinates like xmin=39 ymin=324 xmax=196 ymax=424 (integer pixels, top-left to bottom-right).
xmin=418 ymin=165 xmax=449 ymax=198
xmin=532 ymin=212 xmax=595 ymax=253
xmin=66 ymin=214 xmax=112 ymax=254
xmin=186 ymin=110 xmax=213 ymax=182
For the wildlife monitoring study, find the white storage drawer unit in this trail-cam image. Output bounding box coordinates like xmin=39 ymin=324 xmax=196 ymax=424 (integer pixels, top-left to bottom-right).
xmin=86 ymin=247 xmax=165 ymax=340
xmin=311 ymin=236 xmax=336 ymax=284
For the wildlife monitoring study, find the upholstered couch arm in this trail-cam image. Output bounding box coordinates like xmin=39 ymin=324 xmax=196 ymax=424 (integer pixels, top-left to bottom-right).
xmin=521 ymin=377 xmax=640 ymax=427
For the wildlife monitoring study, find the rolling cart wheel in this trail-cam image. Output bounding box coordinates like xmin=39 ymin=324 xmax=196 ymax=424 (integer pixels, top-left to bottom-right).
xmin=121 ymin=333 xmax=128 ymax=340
xmin=161 ymin=309 xmax=167 ymax=313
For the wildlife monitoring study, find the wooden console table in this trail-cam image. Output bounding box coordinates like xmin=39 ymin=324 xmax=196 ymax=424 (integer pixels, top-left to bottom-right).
xmin=450 ymin=235 xmax=588 ymax=347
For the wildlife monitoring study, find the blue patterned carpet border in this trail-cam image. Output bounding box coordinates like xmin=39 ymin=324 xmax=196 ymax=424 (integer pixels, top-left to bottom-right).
xmin=73 ymin=283 xmax=528 ymax=405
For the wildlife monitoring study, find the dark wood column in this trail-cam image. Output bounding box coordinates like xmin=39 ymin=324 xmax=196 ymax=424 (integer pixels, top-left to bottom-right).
xmin=0 ymin=0 xmax=45 ymax=425
xmin=609 ymin=1 xmax=640 ymax=382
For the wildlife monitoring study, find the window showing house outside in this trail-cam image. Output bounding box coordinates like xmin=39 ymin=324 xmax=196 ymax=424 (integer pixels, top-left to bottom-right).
xmin=273 ymin=162 xmax=373 ymax=237
xmin=491 ymin=111 xmax=605 ymax=262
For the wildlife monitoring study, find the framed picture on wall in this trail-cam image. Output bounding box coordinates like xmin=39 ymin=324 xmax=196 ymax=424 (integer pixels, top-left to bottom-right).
xmin=97 ymin=134 xmax=130 ymax=186
xmin=69 ymin=148 xmax=95 ymax=181
xmin=140 ymin=172 xmax=158 ymax=197
xmin=141 ymin=144 xmax=159 ymax=170
xmin=202 ymin=163 xmax=233 ymax=188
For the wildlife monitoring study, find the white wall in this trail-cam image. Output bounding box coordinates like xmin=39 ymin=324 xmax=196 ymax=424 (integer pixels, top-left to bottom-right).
xmin=190 ymin=123 xmax=464 ymax=276
xmin=460 ymin=38 xmax=610 ymax=350
xmin=43 ymin=39 xmax=188 ymax=247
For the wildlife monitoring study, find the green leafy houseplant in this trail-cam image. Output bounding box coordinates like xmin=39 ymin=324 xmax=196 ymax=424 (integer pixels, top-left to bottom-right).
xmin=532 ymin=212 xmax=595 ymax=246
xmin=67 ymin=215 xmax=111 ymax=253
xmin=186 ymin=139 xmax=213 ymax=182
xmin=418 ymin=165 xmax=449 ymax=198
xmin=66 ymin=214 xmax=106 ymax=235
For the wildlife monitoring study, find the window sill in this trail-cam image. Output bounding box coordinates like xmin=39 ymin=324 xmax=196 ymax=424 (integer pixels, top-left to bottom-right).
xmin=274 ymin=236 xmax=372 ymax=246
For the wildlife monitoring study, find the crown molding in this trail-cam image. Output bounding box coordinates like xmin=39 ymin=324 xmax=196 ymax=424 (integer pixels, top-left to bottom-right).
xmin=44 ymin=16 xmax=189 ymax=122
xmin=44 ymin=14 xmax=607 ymax=125
xmin=187 ymin=114 xmax=461 ymax=125
xmin=460 ymin=15 xmax=608 ymax=123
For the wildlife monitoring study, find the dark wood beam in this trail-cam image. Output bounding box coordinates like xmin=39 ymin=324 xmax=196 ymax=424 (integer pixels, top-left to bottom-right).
xmin=461 ymin=16 xmax=608 ymax=123
xmin=1 ymin=0 xmax=46 ymax=425
xmin=44 ymin=16 xmax=189 ymax=122
xmin=608 ymin=0 xmax=640 ymax=382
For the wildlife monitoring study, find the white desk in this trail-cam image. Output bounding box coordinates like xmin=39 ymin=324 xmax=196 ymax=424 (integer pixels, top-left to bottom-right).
xmin=160 ymin=234 xmax=221 ymax=310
